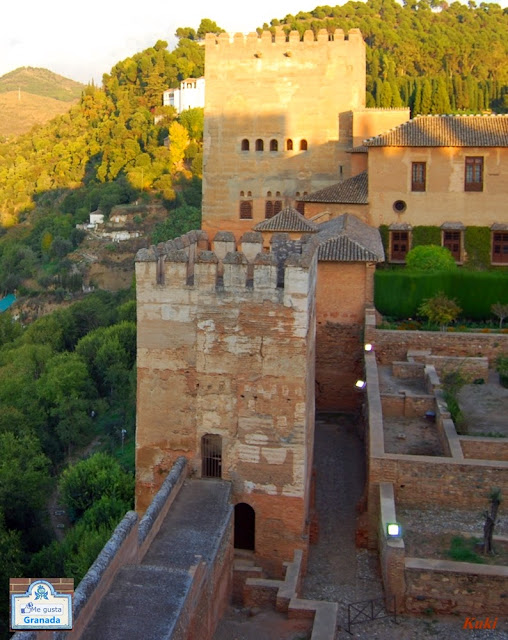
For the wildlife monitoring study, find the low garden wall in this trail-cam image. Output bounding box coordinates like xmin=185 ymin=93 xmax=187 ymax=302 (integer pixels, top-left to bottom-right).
xmin=365 ymin=309 xmax=508 ymax=367
xmin=380 ymin=393 xmax=434 ymax=418
xmin=377 ymin=483 xmax=508 ymax=617
xmin=459 ymin=436 xmax=508 ymax=462
xmin=405 ymin=558 xmax=508 ymax=616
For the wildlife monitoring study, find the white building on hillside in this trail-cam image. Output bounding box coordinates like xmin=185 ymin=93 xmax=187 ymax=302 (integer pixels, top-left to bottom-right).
xmin=163 ymin=77 xmax=205 ymax=113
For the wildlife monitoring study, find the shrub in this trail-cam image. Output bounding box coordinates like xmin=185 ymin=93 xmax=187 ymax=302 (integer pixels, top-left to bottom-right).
xmin=406 ymin=245 xmax=457 ymax=272
xmin=418 ymin=292 xmax=461 ymax=331
xmin=491 ymin=302 xmax=508 ymax=329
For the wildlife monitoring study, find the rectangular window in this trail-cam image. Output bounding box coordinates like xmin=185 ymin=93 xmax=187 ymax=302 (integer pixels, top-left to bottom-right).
xmin=443 ymin=230 xmax=461 ymax=261
xmin=492 ymin=232 xmax=508 ymax=264
xmin=411 ymin=162 xmax=426 ymax=192
xmin=390 ymin=231 xmax=409 ymax=261
xmin=465 ymin=157 xmax=483 ymax=192
xmin=239 ymin=200 xmax=253 ymax=219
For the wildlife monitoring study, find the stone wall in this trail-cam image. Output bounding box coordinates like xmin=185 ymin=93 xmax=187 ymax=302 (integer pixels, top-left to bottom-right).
xmin=136 ymin=231 xmax=317 ymax=574
xmin=459 ymin=436 xmax=508 ymax=462
xmin=405 ymin=559 xmax=508 ymax=616
xmin=365 ymin=322 xmax=508 ymax=367
xmin=380 ymin=394 xmax=434 ymax=418
xmin=173 ymin=508 xmax=233 ymax=640
xmin=376 ymin=483 xmax=508 ymax=617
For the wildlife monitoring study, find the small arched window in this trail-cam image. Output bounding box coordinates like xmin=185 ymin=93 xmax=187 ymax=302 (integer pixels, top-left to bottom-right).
xmin=270 ymin=139 xmax=278 ymax=152
xmin=300 ymin=139 xmax=308 ymax=151
xmin=255 ymin=139 xmax=264 ymax=151
xmin=240 ymin=190 xmax=245 ymax=197
xmin=267 ymin=191 xmax=272 ymax=197
xmin=286 ymin=139 xmax=293 ymax=151
xmin=241 ymin=139 xmax=250 ymax=151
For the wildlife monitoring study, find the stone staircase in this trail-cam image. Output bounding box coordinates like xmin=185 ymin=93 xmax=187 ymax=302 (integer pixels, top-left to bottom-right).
xmin=232 ymin=549 xmax=265 ymax=604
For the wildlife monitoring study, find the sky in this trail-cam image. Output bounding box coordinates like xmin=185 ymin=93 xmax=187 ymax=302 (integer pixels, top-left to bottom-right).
xmin=1 ymin=0 xmax=317 ymax=85
xmin=2 ymin=0 xmax=507 ymax=86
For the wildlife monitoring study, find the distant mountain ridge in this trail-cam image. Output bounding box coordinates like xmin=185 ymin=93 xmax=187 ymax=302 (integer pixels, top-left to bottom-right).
xmin=0 ymin=67 xmax=84 ymax=138
xmin=0 ymin=67 xmax=84 ymax=102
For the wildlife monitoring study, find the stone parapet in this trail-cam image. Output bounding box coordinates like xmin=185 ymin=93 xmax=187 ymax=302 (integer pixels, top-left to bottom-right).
xmin=205 ymin=28 xmax=364 ymax=50
xmin=136 ymin=230 xmax=318 ymax=297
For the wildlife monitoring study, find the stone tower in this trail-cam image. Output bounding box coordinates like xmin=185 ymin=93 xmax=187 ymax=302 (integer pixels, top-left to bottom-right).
xmin=135 ymin=230 xmax=317 ymax=574
xmin=202 ymin=29 xmax=366 ymax=238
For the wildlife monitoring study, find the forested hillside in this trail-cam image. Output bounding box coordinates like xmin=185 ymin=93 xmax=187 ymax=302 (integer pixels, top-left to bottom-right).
xmin=268 ymin=0 xmax=508 ymax=113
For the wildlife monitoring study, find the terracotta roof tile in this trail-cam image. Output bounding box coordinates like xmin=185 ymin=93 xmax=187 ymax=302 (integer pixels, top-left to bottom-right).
xmin=364 ymin=114 xmax=508 ymax=147
xmin=253 ymin=207 xmax=319 ymax=232
xmin=316 ymin=214 xmax=384 ymax=262
xmin=302 ymin=171 xmax=368 ymax=204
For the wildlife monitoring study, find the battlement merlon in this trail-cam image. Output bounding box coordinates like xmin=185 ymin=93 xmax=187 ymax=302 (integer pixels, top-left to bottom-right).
xmin=135 ymin=230 xmax=318 ymax=300
xmin=204 ymin=28 xmax=364 ymax=51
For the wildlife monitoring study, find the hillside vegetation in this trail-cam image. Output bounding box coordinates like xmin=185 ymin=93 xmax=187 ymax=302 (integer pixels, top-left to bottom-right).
xmin=0 ymin=66 xmax=83 ymax=101
xmin=0 ymin=91 xmax=78 ymax=138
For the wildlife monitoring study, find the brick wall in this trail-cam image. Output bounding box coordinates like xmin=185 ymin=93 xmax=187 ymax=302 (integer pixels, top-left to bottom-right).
xmin=365 ymin=325 xmax=508 ymax=367
xmin=405 ymin=559 xmax=508 ymax=616
xmin=459 ymin=437 xmax=508 ymax=462
xmin=381 ymin=394 xmax=434 ymax=418
xmin=177 ymin=509 xmax=233 ymax=640
xmin=315 ymin=262 xmax=375 ymax=411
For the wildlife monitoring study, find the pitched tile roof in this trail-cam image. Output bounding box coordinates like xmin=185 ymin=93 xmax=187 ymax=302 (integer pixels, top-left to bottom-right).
xmin=302 ymin=171 xmax=368 ymax=204
xmin=253 ymin=206 xmax=319 ymax=232
xmin=364 ymin=114 xmax=508 ymax=147
xmin=316 ymin=214 xmax=384 ymax=262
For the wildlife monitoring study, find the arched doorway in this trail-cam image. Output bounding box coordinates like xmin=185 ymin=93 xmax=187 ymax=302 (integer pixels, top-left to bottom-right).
xmin=234 ymin=503 xmax=255 ymax=550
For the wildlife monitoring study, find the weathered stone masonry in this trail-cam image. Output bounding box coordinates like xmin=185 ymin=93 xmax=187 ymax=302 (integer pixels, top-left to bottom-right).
xmin=135 ymin=230 xmax=318 ymax=574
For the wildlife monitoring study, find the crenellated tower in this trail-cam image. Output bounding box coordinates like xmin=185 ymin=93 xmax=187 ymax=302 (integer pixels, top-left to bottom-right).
xmin=202 ymin=29 xmax=366 ymax=238
xmin=135 ymin=230 xmax=317 ymax=574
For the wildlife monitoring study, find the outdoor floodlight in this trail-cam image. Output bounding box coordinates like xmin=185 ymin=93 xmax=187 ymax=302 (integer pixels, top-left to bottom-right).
xmin=355 ymin=379 xmax=367 ymax=390
xmin=387 ymin=522 xmax=401 ymax=538
xmin=364 ymin=343 xmax=373 ymax=352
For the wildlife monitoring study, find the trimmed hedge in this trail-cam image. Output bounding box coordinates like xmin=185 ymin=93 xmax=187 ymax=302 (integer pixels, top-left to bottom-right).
xmin=375 ymin=270 xmax=508 ymax=320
